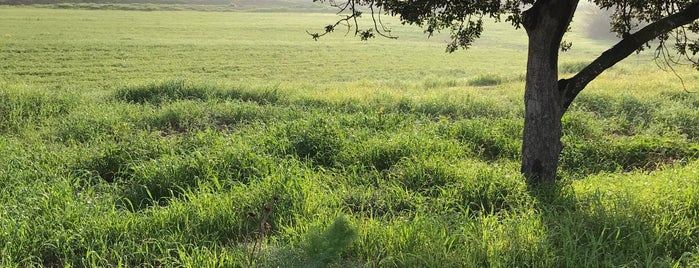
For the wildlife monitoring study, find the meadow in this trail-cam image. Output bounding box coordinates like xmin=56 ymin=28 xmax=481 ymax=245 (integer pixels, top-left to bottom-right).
xmin=1 ymin=5 xmax=698 ymax=267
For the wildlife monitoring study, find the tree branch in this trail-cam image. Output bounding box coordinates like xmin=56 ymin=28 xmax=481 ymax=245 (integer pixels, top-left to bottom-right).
xmin=369 ymin=2 xmax=397 ymax=39
xmin=308 ymin=0 xmax=396 ymax=41
xmin=560 ymin=1 xmax=699 ymax=110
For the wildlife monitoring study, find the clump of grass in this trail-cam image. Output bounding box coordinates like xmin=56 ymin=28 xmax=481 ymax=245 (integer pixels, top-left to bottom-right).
xmin=467 ymin=74 xmax=503 ymax=87
xmin=571 ymin=93 xmax=617 ymax=117
xmin=561 ymin=110 xmax=604 ymax=140
xmin=409 ymin=95 xmax=511 ymax=119
xmin=119 ymin=135 xmax=275 ymax=210
xmin=147 ymin=100 xmax=214 ymax=133
xmin=560 ymin=61 xmax=589 ymax=74
xmin=218 ymin=85 xmax=282 ymax=105
xmin=114 ymin=79 xmax=283 ymax=106
xmin=572 ymin=93 xmax=658 ymax=126
xmin=616 ymin=95 xmax=657 ymax=125
xmin=114 ymin=79 xmax=210 ymax=105
xmin=659 ymin=91 xmax=699 ymax=107
xmin=271 ymin=118 xmax=345 ymax=167
xmin=388 ymin=156 xmax=457 ymax=197
xmin=341 ymin=179 xmax=426 ymax=219
xmin=438 ymin=160 xmax=528 ymax=214
xmin=75 ymin=131 xmax=168 ymax=183
xmin=655 ymin=92 xmax=699 ymax=140
xmin=50 ymin=105 xmax=122 ymax=143
xmin=0 ymin=85 xmax=76 ymax=134
xmin=338 ymin=132 xmax=418 ymax=172
xmin=302 ymin=215 xmax=357 ymax=266
xmin=658 ymin=107 xmax=699 ymax=140
xmin=560 ymin=134 xmax=696 ymax=177
xmin=422 ymin=77 xmax=459 ymax=89
xmin=442 ymin=118 xmax=522 ymax=160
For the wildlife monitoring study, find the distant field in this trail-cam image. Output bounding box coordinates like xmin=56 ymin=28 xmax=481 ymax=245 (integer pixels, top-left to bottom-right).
xmin=1 ymin=6 xmax=698 ymax=267
xmin=0 ymin=0 xmax=332 ymax=12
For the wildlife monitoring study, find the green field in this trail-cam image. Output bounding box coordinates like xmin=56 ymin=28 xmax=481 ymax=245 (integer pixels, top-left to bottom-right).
xmin=1 ymin=6 xmax=699 ymax=267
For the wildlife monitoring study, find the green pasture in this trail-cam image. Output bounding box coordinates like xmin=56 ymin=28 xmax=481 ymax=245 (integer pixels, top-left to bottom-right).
xmin=0 ymin=6 xmax=698 ymax=267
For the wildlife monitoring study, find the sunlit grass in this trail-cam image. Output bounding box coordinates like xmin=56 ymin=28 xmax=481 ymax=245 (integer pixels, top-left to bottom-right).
xmin=0 ymin=5 xmax=698 ymax=267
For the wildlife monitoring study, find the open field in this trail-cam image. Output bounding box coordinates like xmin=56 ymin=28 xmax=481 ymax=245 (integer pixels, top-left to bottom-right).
xmin=1 ymin=6 xmax=699 ymax=267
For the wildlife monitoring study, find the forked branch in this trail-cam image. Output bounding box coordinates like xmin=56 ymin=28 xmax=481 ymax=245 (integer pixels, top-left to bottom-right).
xmin=308 ymin=0 xmax=396 ymax=41
xmin=559 ymin=0 xmax=699 ymax=109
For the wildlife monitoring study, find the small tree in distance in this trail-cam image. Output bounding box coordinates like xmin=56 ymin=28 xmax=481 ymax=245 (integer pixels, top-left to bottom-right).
xmin=309 ymin=0 xmax=699 ymax=184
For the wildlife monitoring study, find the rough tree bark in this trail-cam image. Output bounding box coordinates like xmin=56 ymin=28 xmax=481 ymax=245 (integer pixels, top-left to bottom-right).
xmin=520 ymin=0 xmax=579 ymax=183
xmin=520 ymin=0 xmax=699 ymax=183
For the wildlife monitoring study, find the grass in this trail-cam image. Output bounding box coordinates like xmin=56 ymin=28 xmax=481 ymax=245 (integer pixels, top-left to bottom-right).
xmin=0 ymin=5 xmax=698 ymax=267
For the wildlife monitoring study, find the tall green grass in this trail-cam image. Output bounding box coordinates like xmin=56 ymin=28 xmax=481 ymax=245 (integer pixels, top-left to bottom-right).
xmin=0 ymin=6 xmax=697 ymax=267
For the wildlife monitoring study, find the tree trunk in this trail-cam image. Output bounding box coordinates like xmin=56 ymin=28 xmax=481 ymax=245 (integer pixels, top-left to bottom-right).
xmin=520 ymin=0 xmax=578 ymax=184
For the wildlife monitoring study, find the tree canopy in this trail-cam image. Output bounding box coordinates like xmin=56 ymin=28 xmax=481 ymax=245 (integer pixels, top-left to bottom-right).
xmin=311 ymin=0 xmax=698 ymax=66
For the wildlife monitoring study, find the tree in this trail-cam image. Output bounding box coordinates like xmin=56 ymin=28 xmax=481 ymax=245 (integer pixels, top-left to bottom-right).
xmin=309 ymin=0 xmax=699 ymax=184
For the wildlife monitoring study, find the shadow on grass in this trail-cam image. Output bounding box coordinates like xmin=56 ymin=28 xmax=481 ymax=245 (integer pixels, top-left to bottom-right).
xmin=527 ymin=182 xmax=696 ymax=267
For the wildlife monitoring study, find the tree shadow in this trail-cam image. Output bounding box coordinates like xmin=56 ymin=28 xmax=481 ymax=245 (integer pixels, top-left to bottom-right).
xmin=527 ymin=182 xmax=694 ymax=267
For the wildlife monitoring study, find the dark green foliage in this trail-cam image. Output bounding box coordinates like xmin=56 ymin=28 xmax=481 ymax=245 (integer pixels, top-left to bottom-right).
xmin=440 ymin=161 xmax=527 ymax=214
xmin=617 ymin=96 xmax=656 ymax=125
xmin=114 ymin=79 xmax=210 ymax=105
xmin=51 ymin=106 xmax=121 ymax=143
xmin=210 ymin=101 xmax=267 ymax=126
xmin=572 ymin=93 xmax=618 ymax=118
xmin=138 ymin=100 xmax=268 ymax=134
xmin=114 ymin=79 xmax=282 ymax=106
xmin=229 ymin=86 xmax=282 ymax=105
xmin=389 ymin=157 xmax=456 ymax=197
xmin=339 ymin=133 xmax=418 ymax=172
xmin=467 ymin=74 xmax=503 ymax=87
xmin=656 ymin=92 xmax=699 ymax=140
xmin=119 ymin=136 xmax=274 ymax=210
xmin=660 ymin=91 xmax=699 ymax=108
xmin=302 ymin=215 xmax=357 ymax=265
xmin=282 ymin=118 xmax=344 ymax=167
xmin=445 ymin=118 xmax=522 ymax=160
xmin=560 ymin=61 xmax=589 ymax=74
xmin=560 ymin=93 xmax=699 ymax=177
xmin=572 ymin=93 xmax=659 ymax=126
xmin=659 ymin=108 xmax=699 ymax=140
xmin=342 ymin=184 xmax=424 ymax=218
xmin=561 ymin=110 xmax=604 ymax=140
xmin=561 ymin=135 xmax=696 ymax=177
xmin=0 ymin=87 xmax=75 ymax=133
xmin=407 ymin=96 xmax=510 ymax=119
xmin=75 ymin=132 xmax=168 ymax=183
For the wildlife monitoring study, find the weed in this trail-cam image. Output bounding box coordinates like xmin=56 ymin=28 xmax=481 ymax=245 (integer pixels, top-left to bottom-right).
xmin=243 ymin=195 xmax=280 ymax=267
xmin=302 ymin=215 xmax=357 ymax=266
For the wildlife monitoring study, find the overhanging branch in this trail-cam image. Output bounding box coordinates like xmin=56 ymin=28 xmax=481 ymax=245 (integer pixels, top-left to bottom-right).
xmin=559 ymin=1 xmax=699 ymax=110
xmin=307 ymin=0 xmax=396 ymax=41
